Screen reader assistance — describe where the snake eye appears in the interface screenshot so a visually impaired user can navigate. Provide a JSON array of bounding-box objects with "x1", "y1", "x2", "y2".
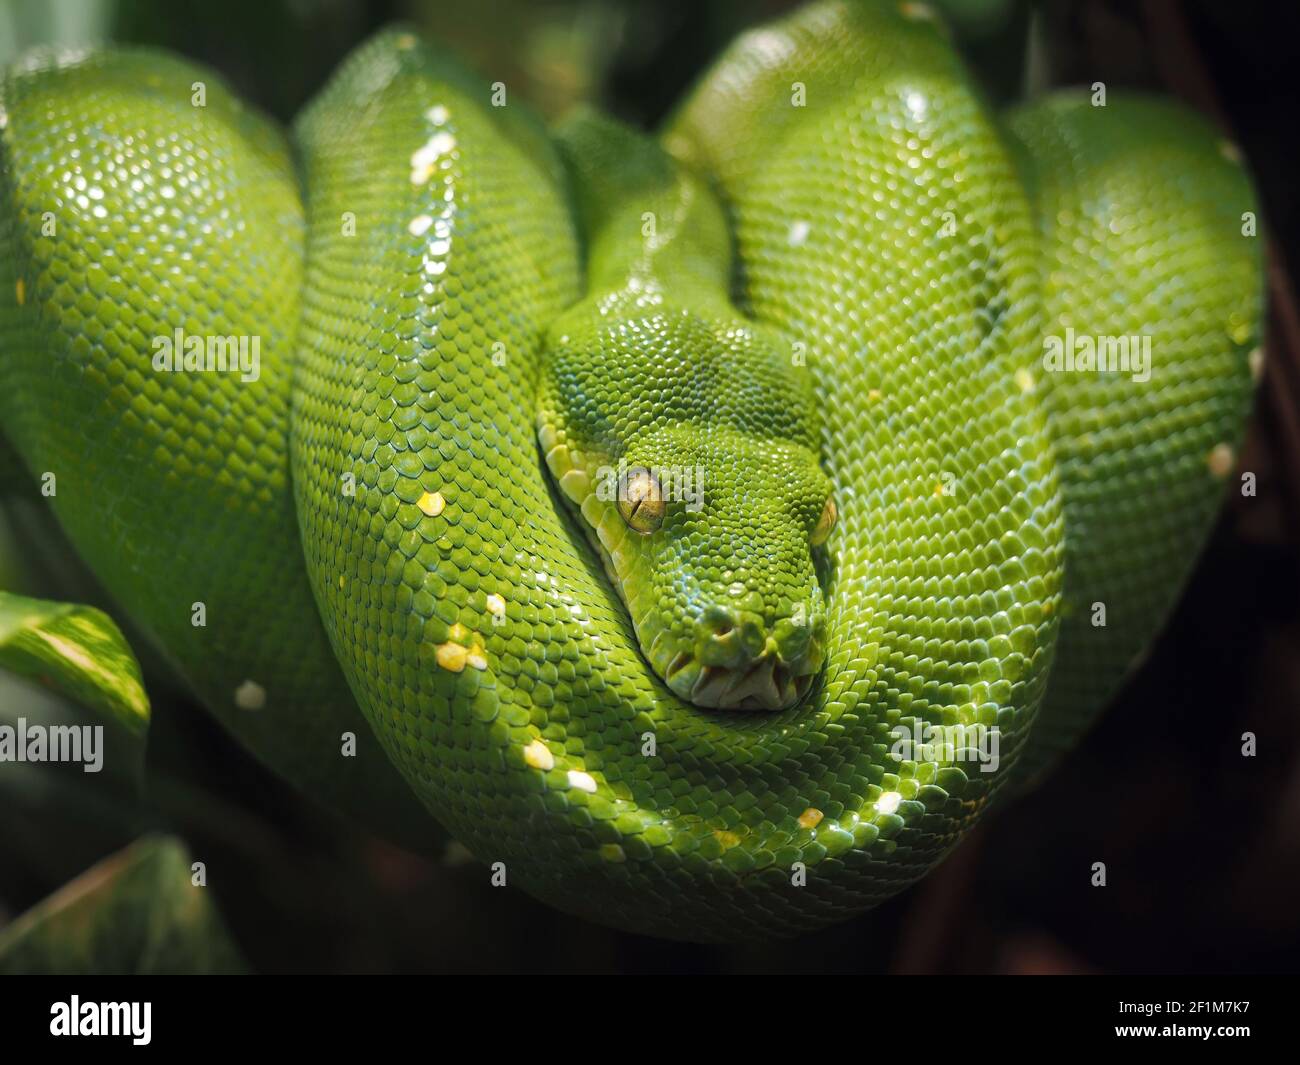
[
  {"x1": 811, "y1": 495, "x2": 837, "y2": 546},
  {"x1": 618, "y1": 467, "x2": 665, "y2": 534}
]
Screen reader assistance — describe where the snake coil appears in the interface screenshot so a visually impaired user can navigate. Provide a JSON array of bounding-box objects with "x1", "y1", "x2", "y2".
[{"x1": 0, "y1": 1, "x2": 1261, "y2": 939}]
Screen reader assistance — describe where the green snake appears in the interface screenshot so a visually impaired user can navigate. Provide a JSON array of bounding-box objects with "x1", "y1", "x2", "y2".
[{"x1": 0, "y1": 1, "x2": 1261, "y2": 940}]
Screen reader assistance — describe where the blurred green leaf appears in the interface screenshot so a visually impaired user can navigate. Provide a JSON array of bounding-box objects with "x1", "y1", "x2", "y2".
[
  {"x1": 0, "y1": 590, "x2": 149, "y2": 738},
  {"x1": 0, "y1": 834, "x2": 247, "y2": 974}
]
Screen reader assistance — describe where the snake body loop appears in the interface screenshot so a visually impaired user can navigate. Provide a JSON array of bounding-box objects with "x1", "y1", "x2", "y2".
[{"x1": 0, "y1": 1, "x2": 1261, "y2": 940}]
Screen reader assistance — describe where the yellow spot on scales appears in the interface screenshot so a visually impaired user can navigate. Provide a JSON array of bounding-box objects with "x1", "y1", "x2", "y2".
[
  {"x1": 1014, "y1": 368, "x2": 1036, "y2": 393},
  {"x1": 15, "y1": 279, "x2": 24, "y2": 306},
  {"x1": 435, "y1": 642, "x2": 467, "y2": 672},
  {"x1": 417, "y1": 490, "x2": 445, "y2": 517},
  {"x1": 523, "y1": 739, "x2": 553, "y2": 771},
  {"x1": 798, "y1": 807, "x2": 824, "y2": 830},
  {"x1": 1207, "y1": 443, "x2": 1235, "y2": 479},
  {"x1": 486, "y1": 593, "x2": 506, "y2": 618},
  {"x1": 600, "y1": 844, "x2": 626, "y2": 863},
  {"x1": 713, "y1": 830, "x2": 741, "y2": 848},
  {"x1": 436, "y1": 623, "x2": 486, "y2": 672}
]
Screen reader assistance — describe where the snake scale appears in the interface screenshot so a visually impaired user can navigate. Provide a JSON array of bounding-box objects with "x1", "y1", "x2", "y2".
[{"x1": 0, "y1": 1, "x2": 1261, "y2": 940}]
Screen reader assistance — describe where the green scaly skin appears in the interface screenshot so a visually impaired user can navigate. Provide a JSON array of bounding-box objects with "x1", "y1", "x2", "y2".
[
  {"x1": 0, "y1": 46, "x2": 432, "y2": 849},
  {"x1": 0, "y1": 0, "x2": 1261, "y2": 941},
  {"x1": 1006, "y1": 94, "x2": 1261, "y2": 773}
]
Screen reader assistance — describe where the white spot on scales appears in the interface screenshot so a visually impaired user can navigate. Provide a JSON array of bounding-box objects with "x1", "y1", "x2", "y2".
[
  {"x1": 234, "y1": 679, "x2": 266, "y2": 711},
  {"x1": 874, "y1": 790, "x2": 902, "y2": 816},
  {"x1": 410, "y1": 131, "x2": 457, "y2": 186},
  {"x1": 567, "y1": 770, "x2": 597, "y2": 793}
]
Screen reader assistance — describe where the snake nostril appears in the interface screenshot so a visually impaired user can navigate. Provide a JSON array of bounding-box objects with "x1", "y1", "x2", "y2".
[{"x1": 700, "y1": 604, "x2": 737, "y2": 638}]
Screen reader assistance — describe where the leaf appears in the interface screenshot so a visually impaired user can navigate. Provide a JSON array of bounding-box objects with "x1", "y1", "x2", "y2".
[
  {"x1": 0, "y1": 835, "x2": 248, "y2": 974},
  {"x1": 0, "y1": 590, "x2": 149, "y2": 738}
]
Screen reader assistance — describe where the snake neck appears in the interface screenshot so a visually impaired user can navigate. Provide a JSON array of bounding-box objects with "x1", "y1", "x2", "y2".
[
  {"x1": 554, "y1": 109, "x2": 732, "y2": 305},
  {"x1": 538, "y1": 112, "x2": 833, "y2": 712}
]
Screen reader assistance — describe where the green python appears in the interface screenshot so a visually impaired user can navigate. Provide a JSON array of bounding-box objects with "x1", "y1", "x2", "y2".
[{"x1": 0, "y1": 1, "x2": 1261, "y2": 940}]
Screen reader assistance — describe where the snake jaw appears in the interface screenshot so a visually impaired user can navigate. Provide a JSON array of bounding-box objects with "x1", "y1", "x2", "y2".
[
  {"x1": 661, "y1": 649, "x2": 816, "y2": 711},
  {"x1": 653, "y1": 609, "x2": 825, "y2": 711}
]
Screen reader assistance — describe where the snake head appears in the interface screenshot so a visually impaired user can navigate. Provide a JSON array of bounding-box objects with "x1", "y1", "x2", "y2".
[{"x1": 538, "y1": 302, "x2": 833, "y2": 711}]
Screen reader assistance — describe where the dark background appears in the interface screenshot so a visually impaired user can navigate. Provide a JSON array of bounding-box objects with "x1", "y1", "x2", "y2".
[{"x1": 0, "y1": 0, "x2": 1297, "y2": 973}]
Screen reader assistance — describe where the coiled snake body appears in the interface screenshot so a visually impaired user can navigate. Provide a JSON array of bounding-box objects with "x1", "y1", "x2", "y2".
[{"x1": 0, "y1": 1, "x2": 1261, "y2": 939}]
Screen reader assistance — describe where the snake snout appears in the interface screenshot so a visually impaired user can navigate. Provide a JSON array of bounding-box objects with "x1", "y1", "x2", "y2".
[{"x1": 656, "y1": 603, "x2": 825, "y2": 711}]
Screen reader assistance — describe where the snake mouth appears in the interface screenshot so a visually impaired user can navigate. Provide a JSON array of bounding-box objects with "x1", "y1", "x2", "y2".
[
  {"x1": 660, "y1": 650, "x2": 817, "y2": 710},
  {"x1": 649, "y1": 609, "x2": 826, "y2": 711}
]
